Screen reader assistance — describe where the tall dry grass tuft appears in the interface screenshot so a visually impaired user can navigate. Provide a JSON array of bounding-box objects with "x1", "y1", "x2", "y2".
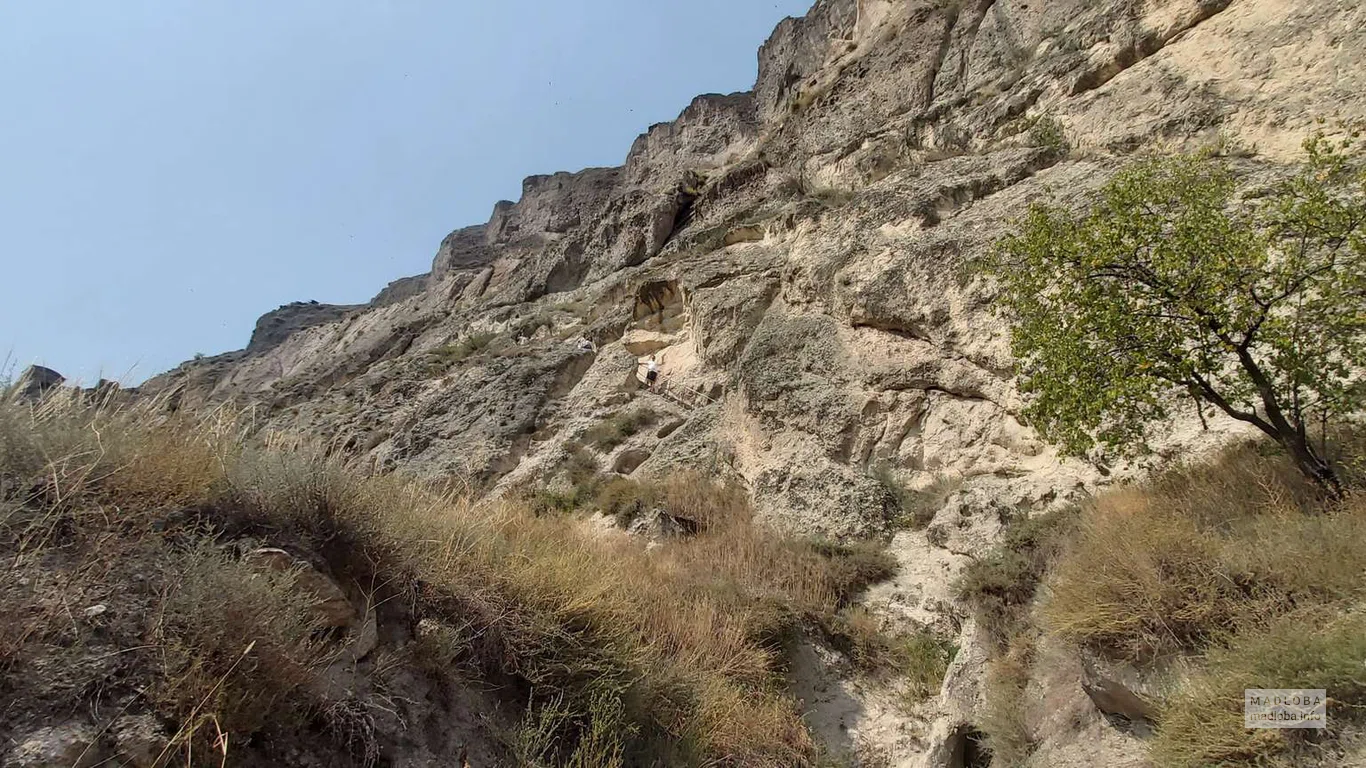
[
  {"x1": 978, "y1": 634, "x2": 1036, "y2": 766},
  {"x1": 1045, "y1": 444, "x2": 1366, "y2": 659},
  {"x1": 0, "y1": 393, "x2": 885, "y2": 766},
  {"x1": 1152, "y1": 610, "x2": 1366, "y2": 768},
  {"x1": 1036, "y1": 439, "x2": 1366, "y2": 767},
  {"x1": 149, "y1": 544, "x2": 330, "y2": 743}
]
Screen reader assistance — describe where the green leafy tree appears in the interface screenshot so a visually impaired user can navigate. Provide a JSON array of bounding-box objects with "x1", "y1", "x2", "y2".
[{"x1": 982, "y1": 131, "x2": 1366, "y2": 495}]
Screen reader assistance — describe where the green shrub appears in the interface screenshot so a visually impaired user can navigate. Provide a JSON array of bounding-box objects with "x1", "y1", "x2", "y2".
[
  {"x1": 871, "y1": 466, "x2": 960, "y2": 529},
  {"x1": 512, "y1": 443, "x2": 603, "y2": 515},
  {"x1": 1026, "y1": 115, "x2": 1070, "y2": 156},
  {"x1": 515, "y1": 688, "x2": 632, "y2": 768},
  {"x1": 522, "y1": 488, "x2": 583, "y2": 517},
  {"x1": 983, "y1": 132, "x2": 1366, "y2": 494},
  {"x1": 896, "y1": 627, "x2": 957, "y2": 703},
  {"x1": 584, "y1": 409, "x2": 659, "y2": 451},
  {"x1": 954, "y1": 507, "x2": 1077, "y2": 644},
  {"x1": 594, "y1": 476, "x2": 661, "y2": 528},
  {"x1": 428, "y1": 332, "x2": 498, "y2": 368},
  {"x1": 1200, "y1": 130, "x2": 1257, "y2": 159}
]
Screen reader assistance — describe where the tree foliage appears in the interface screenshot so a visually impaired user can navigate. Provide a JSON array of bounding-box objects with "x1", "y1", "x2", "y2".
[{"x1": 983, "y1": 130, "x2": 1366, "y2": 493}]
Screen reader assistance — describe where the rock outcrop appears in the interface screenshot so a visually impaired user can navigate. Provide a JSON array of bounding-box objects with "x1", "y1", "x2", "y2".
[
  {"x1": 138, "y1": 0, "x2": 1366, "y2": 763},
  {"x1": 12, "y1": 366, "x2": 64, "y2": 400},
  {"x1": 248, "y1": 300, "x2": 362, "y2": 354}
]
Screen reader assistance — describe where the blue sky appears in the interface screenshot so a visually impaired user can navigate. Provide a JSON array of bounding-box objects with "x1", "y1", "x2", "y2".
[{"x1": 0, "y1": 0, "x2": 811, "y2": 385}]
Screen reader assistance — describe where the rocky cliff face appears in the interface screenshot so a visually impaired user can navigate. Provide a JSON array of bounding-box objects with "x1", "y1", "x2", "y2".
[{"x1": 142, "y1": 0, "x2": 1366, "y2": 763}]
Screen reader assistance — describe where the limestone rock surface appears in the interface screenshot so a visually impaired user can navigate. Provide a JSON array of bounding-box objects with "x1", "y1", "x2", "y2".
[{"x1": 136, "y1": 0, "x2": 1366, "y2": 763}]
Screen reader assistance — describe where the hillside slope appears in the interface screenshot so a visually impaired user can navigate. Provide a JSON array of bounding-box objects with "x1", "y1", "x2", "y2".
[{"x1": 134, "y1": 0, "x2": 1366, "y2": 764}]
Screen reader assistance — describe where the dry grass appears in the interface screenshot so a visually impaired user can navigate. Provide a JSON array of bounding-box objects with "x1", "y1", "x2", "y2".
[
  {"x1": 1032, "y1": 439, "x2": 1366, "y2": 767},
  {"x1": 979, "y1": 634, "x2": 1036, "y2": 766},
  {"x1": 149, "y1": 544, "x2": 330, "y2": 743},
  {"x1": 1152, "y1": 610, "x2": 1366, "y2": 768},
  {"x1": 0, "y1": 390, "x2": 891, "y2": 766},
  {"x1": 954, "y1": 437, "x2": 1366, "y2": 767},
  {"x1": 593, "y1": 476, "x2": 664, "y2": 527},
  {"x1": 826, "y1": 606, "x2": 955, "y2": 707},
  {"x1": 1044, "y1": 444, "x2": 1366, "y2": 660}
]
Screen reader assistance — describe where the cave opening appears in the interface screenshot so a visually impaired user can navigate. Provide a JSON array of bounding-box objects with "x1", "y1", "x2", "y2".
[{"x1": 946, "y1": 724, "x2": 992, "y2": 768}]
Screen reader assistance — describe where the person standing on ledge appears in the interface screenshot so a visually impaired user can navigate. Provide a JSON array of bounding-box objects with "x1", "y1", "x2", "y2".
[{"x1": 645, "y1": 356, "x2": 660, "y2": 391}]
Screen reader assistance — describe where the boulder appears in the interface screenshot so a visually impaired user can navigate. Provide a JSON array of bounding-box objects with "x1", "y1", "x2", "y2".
[
  {"x1": 627, "y1": 508, "x2": 699, "y2": 540},
  {"x1": 245, "y1": 548, "x2": 357, "y2": 628},
  {"x1": 1080, "y1": 656, "x2": 1157, "y2": 724},
  {"x1": 243, "y1": 549, "x2": 381, "y2": 664},
  {"x1": 338, "y1": 607, "x2": 380, "y2": 664}
]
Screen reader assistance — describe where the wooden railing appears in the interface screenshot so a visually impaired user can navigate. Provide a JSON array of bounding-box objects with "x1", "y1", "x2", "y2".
[{"x1": 635, "y1": 370, "x2": 721, "y2": 410}]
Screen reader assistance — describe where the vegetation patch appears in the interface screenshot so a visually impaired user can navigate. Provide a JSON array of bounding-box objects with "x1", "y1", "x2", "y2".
[
  {"x1": 981, "y1": 128, "x2": 1366, "y2": 495},
  {"x1": 1025, "y1": 114, "x2": 1070, "y2": 156},
  {"x1": 1044, "y1": 443, "x2": 1366, "y2": 660},
  {"x1": 971, "y1": 122, "x2": 1366, "y2": 767},
  {"x1": 895, "y1": 627, "x2": 958, "y2": 704},
  {"x1": 941, "y1": 416, "x2": 1366, "y2": 767},
  {"x1": 420, "y1": 332, "x2": 500, "y2": 375},
  {"x1": 953, "y1": 505, "x2": 1077, "y2": 645},
  {"x1": 979, "y1": 635, "x2": 1037, "y2": 766},
  {"x1": 827, "y1": 607, "x2": 956, "y2": 706},
  {"x1": 871, "y1": 465, "x2": 962, "y2": 530},
  {"x1": 0, "y1": 391, "x2": 899, "y2": 766},
  {"x1": 584, "y1": 408, "x2": 659, "y2": 451},
  {"x1": 965, "y1": 439, "x2": 1366, "y2": 768},
  {"x1": 1152, "y1": 610, "x2": 1366, "y2": 768},
  {"x1": 592, "y1": 476, "x2": 661, "y2": 527}
]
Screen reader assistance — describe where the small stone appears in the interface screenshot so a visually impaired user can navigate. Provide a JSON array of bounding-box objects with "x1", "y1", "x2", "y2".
[
  {"x1": 112, "y1": 714, "x2": 165, "y2": 768},
  {"x1": 338, "y1": 608, "x2": 380, "y2": 664}
]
